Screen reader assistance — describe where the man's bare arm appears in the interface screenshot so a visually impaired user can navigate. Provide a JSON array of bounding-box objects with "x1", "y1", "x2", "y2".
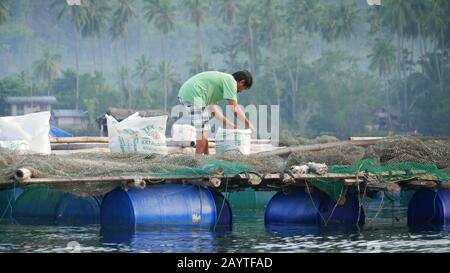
[
  {"x1": 208, "y1": 104, "x2": 237, "y2": 129},
  {"x1": 227, "y1": 100, "x2": 255, "y2": 131}
]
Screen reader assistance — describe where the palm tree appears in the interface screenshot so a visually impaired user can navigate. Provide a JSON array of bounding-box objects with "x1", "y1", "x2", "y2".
[
  {"x1": 216, "y1": 0, "x2": 238, "y2": 25},
  {"x1": 237, "y1": 1, "x2": 261, "y2": 74},
  {"x1": 143, "y1": 0, "x2": 176, "y2": 60},
  {"x1": 133, "y1": 55, "x2": 153, "y2": 108},
  {"x1": 143, "y1": 0, "x2": 176, "y2": 111},
  {"x1": 320, "y1": 0, "x2": 359, "y2": 43},
  {"x1": 214, "y1": 0, "x2": 240, "y2": 71},
  {"x1": 185, "y1": 53, "x2": 211, "y2": 75},
  {"x1": 378, "y1": 0, "x2": 418, "y2": 124},
  {"x1": 80, "y1": 0, "x2": 110, "y2": 71},
  {"x1": 368, "y1": 39, "x2": 396, "y2": 78},
  {"x1": 368, "y1": 38, "x2": 396, "y2": 129},
  {"x1": 152, "y1": 60, "x2": 179, "y2": 111},
  {"x1": 421, "y1": 0, "x2": 449, "y2": 93},
  {"x1": 32, "y1": 48, "x2": 62, "y2": 96},
  {"x1": 118, "y1": 66, "x2": 133, "y2": 109},
  {"x1": 286, "y1": 0, "x2": 322, "y2": 35},
  {"x1": 0, "y1": 0, "x2": 12, "y2": 25},
  {"x1": 18, "y1": 70, "x2": 34, "y2": 96},
  {"x1": 133, "y1": 55, "x2": 152, "y2": 92},
  {"x1": 110, "y1": 0, "x2": 137, "y2": 66},
  {"x1": 79, "y1": 0, "x2": 110, "y2": 39},
  {"x1": 51, "y1": 0, "x2": 87, "y2": 109},
  {"x1": 181, "y1": 0, "x2": 209, "y2": 71}
]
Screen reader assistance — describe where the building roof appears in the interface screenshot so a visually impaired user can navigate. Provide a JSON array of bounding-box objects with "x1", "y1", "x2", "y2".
[
  {"x1": 3, "y1": 96, "x2": 58, "y2": 104},
  {"x1": 52, "y1": 109, "x2": 89, "y2": 118}
]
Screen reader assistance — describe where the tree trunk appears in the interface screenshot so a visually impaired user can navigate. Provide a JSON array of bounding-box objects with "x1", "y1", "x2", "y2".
[
  {"x1": 247, "y1": 17, "x2": 256, "y2": 74},
  {"x1": 124, "y1": 32, "x2": 129, "y2": 68},
  {"x1": 162, "y1": 34, "x2": 168, "y2": 111},
  {"x1": 74, "y1": 25, "x2": 80, "y2": 110},
  {"x1": 98, "y1": 36, "x2": 104, "y2": 74},
  {"x1": 196, "y1": 25, "x2": 204, "y2": 71},
  {"x1": 90, "y1": 38, "x2": 97, "y2": 72}
]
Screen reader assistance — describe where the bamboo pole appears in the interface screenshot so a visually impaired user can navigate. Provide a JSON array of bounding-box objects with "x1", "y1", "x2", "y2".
[
  {"x1": 257, "y1": 141, "x2": 351, "y2": 157},
  {"x1": 50, "y1": 137, "x2": 109, "y2": 143},
  {"x1": 1, "y1": 167, "x2": 443, "y2": 192},
  {"x1": 15, "y1": 168, "x2": 32, "y2": 181}
]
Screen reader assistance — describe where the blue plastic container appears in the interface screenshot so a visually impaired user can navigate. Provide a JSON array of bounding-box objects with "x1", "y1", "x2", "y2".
[
  {"x1": 265, "y1": 191, "x2": 326, "y2": 225},
  {"x1": 323, "y1": 192, "x2": 365, "y2": 226},
  {"x1": 0, "y1": 188, "x2": 24, "y2": 221},
  {"x1": 13, "y1": 186, "x2": 101, "y2": 225},
  {"x1": 265, "y1": 190, "x2": 364, "y2": 226},
  {"x1": 101, "y1": 184, "x2": 232, "y2": 231},
  {"x1": 407, "y1": 189, "x2": 450, "y2": 226}
]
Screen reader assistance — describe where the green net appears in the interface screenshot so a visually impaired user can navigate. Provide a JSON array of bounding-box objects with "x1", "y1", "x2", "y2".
[
  {"x1": 311, "y1": 159, "x2": 450, "y2": 202},
  {"x1": 151, "y1": 160, "x2": 256, "y2": 177},
  {"x1": 2, "y1": 139, "x2": 450, "y2": 200}
]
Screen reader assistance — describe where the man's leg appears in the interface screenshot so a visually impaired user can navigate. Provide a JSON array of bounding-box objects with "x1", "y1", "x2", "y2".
[{"x1": 195, "y1": 130, "x2": 209, "y2": 155}]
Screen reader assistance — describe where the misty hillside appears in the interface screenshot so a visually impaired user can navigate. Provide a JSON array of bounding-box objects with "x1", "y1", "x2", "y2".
[{"x1": 0, "y1": 0, "x2": 449, "y2": 137}]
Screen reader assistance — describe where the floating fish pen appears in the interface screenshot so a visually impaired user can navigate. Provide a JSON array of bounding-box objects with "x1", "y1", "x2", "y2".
[{"x1": 1, "y1": 136, "x2": 450, "y2": 231}]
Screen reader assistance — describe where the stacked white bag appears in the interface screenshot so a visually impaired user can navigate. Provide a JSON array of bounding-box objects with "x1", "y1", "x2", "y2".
[
  {"x1": 0, "y1": 111, "x2": 51, "y2": 154},
  {"x1": 106, "y1": 113, "x2": 168, "y2": 154}
]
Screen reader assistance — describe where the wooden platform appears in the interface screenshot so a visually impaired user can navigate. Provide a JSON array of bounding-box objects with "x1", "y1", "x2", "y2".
[{"x1": 2, "y1": 166, "x2": 447, "y2": 195}]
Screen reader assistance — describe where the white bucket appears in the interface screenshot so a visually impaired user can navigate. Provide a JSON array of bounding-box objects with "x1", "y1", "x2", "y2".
[
  {"x1": 171, "y1": 124, "x2": 196, "y2": 142},
  {"x1": 215, "y1": 128, "x2": 251, "y2": 155}
]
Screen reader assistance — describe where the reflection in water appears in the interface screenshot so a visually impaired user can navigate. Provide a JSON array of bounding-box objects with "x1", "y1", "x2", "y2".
[
  {"x1": 265, "y1": 223, "x2": 361, "y2": 237},
  {"x1": 1, "y1": 201, "x2": 450, "y2": 252},
  {"x1": 100, "y1": 228, "x2": 226, "y2": 253}
]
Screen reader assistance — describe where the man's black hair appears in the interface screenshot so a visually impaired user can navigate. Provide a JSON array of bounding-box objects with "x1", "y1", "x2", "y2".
[{"x1": 232, "y1": 70, "x2": 253, "y2": 89}]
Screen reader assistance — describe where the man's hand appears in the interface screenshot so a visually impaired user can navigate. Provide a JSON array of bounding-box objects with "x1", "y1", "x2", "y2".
[
  {"x1": 247, "y1": 123, "x2": 255, "y2": 132},
  {"x1": 228, "y1": 99, "x2": 255, "y2": 132}
]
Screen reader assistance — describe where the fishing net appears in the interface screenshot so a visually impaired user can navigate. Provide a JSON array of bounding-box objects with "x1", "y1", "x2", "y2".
[
  {"x1": 1, "y1": 136, "x2": 449, "y2": 200},
  {"x1": 0, "y1": 149, "x2": 285, "y2": 196},
  {"x1": 279, "y1": 132, "x2": 339, "y2": 146},
  {"x1": 311, "y1": 159, "x2": 450, "y2": 202},
  {"x1": 363, "y1": 137, "x2": 450, "y2": 168},
  {"x1": 287, "y1": 143, "x2": 366, "y2": 166}
]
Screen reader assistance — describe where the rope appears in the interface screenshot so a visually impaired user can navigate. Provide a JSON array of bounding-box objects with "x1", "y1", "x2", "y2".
[
  {"x1": 355, "y1": 161, "x2": 367, "y2": 228},
  {"x1": 366, "y1": 191, "x2": 385, "y2": 226},
  {"x1": 324, "y1": 186, "x2": 346, "y2": 225},
  {"x1": 213, "y1": 177, "x2": 229, "y2": 232},
  {"x1": 0, "y1": 181, "x2": 18, "y2": 222},
  {"x1": 304, "y1": 181, "x2": 328, "y2": 226}
]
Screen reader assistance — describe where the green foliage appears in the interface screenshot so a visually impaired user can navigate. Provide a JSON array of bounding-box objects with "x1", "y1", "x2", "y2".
[
  {"x1": 1, "y1": 0, "x2": 450, "y2": 139},
  {"x1": 0, "y1": 0, "x2": 12, "y2": 25},
  {"x1": 109, "y1": 0, "x2": 137, "y2": 40},
  {"x1": 0, "y1": 76, "x2": 26, "y2": 97},
  {"x1": 143, "y1": 0, "x2": 176, "y2": 35},
  {"x1": 32, "y1": 48, "x2": 62, "y2": 95}
]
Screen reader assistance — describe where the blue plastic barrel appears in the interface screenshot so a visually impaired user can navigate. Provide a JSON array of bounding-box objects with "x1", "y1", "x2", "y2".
[
  {"x1": 407, "y1": 189, "x2": 450, "y2": 226},
  {"x1": 265, "y1": 191, "x2": 326, "y2": 225},
  {"x1": 323, "y1": 192, "x2": 365, "y2": 226},
  {"x1": 101, "y1": 184, "x2": 232, "y2": 231},
  {"x1": 13, "y1": 186, "x2": 101, "y2": 225},
  {"x1": 265, "y1": 190, "x2": 364, "y2": 226},
  {"x1": 0, "y1": 188, "x2": 24, "y2": 221}
]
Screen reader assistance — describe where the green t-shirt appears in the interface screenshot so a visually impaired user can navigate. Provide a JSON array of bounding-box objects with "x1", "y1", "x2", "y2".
[{"x1": 178, "y1": 71, "x2": 237, "y2": 107}]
